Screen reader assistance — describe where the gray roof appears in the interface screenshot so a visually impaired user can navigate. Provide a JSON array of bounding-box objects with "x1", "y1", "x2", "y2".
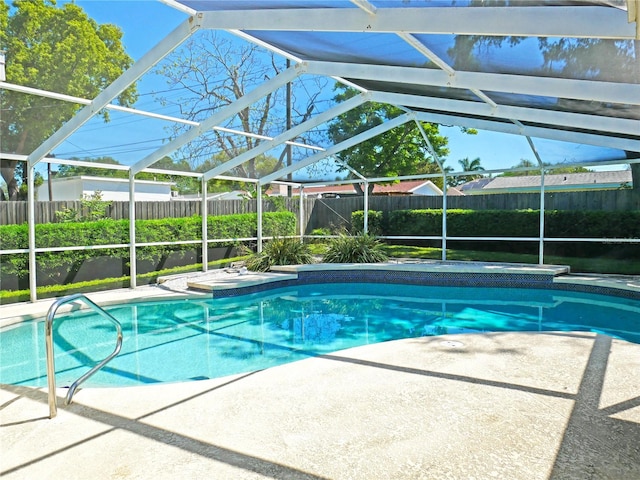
[
  {"x1": 461, "y1": 170, "x2": 632, "y2": 192},
  {"x1": 458, "y1": 177, "x2": 494, "y2": 192}
]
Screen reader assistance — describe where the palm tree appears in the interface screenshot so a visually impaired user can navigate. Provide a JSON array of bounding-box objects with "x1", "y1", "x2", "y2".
[{"x1": 454, "y1": 157, "x2": 485, "y2": 186}]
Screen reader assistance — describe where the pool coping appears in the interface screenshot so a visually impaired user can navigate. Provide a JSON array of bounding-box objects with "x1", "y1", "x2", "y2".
[
  {"x1": 187, "y1": 260, "x2": 570, "y2": 294},
  {"x1": 1, "y1": 260, "x2": 638, "y2": 326},
  {"x1": 185, "y1": 260, "x2": 640, "y2": 300}
]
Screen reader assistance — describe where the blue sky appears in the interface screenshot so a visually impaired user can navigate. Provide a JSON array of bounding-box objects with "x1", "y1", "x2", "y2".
[{"x1": 50, "y1": 1, "x2": 624, "y2": 176}]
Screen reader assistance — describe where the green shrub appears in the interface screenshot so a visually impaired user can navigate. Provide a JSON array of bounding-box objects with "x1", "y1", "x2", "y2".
[
  {"x1": 383, "y1": 208, "x2": 640, "y2": 257},
  {"x1": 385, "y1": 208, "x2": 640, "y2": 239},
  {"x1": 323, "y1": 233, "x2": 388, "y2": 263},
  {"x1": 308, "y1": 228, "x2": 332, "y2": 244},
  {"x1": 55, "y1": 191, "x2": 112, "y2": 222},
  {"x1": 0, "y1": 212, "x2": 296, "y2": 288},
  {"x1": 351, "y1": 210, "x2": 384, "y2": 235},
  {"x1": 310, "y1": 228, "x2": 332, "y2": 236},
  {"x1": 244, "y1": 237, "x2": 314, "y2": 272},
  {"x1": 0, "y1": 256, "x2": 249, "y2": 304}
]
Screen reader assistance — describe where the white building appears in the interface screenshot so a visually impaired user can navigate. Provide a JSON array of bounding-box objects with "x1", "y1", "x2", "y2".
[{"x1": 38, "y1": 176, "x2": 175, "y2": 201}]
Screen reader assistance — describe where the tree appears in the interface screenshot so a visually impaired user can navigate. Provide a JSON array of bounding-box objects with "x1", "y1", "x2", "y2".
[
  {"x1": 546, "y1": 165, "x2": 592, "y2": 175},
  {"x1": 327, "y1": 84, "x2": 460, "y2": 193},
  {"x1": 500, "y1": 159, "x2": 539, "y2": 177},
  {"x1": 446, "y1": 13, "x2": 639, "y2": 189},
  {"x1": 0, "y1": 0, "x2": 136, "y2": 200},
  {"x1": 501, "y1": 159, "x2": 591, "y2": 177},
  {"x1": 627, "y1": 151, "x2": 640, "y2": 194},
  {"x1": 194, "y1": 151, "x2": 280, "y2": 195},
  {"x1": 56, "y1": 157, "x2": 128, "y2": 178},
  {"x1": 56, "y1": 156, "x2": 200, "y2": 195},
  {"x1": 155, "y1": 31, "x2": 327, "y2": 181},
  {"x1": 452, "y1": 157, "x2": 485, "y2": 186},
  {"x1": 142, "y1": 156, "x2": 199, "y2": 195}
]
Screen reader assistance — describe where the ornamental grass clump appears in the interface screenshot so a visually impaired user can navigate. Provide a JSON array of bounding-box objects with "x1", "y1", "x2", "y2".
[
  {"x1": 244, "y1": 237, "x2": 314, "y2": 272},
  {"x1": 323, "y1": 233, "x2": 388, "y2": 263}
]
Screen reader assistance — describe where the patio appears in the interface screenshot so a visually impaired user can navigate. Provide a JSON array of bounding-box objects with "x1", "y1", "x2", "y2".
[{"x1": 3, "y1": 329, "x2": 640, "y2": 479}]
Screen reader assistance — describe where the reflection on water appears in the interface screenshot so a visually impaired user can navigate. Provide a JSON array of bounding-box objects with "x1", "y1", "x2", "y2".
[{"x1": 1, "y1": 283, "x2": 638, "y2": 387}]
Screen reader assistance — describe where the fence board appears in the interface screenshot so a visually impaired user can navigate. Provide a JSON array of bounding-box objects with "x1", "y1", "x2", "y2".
[{"x1": 1, "y1": 191, "x2": 638, "y2": 229}]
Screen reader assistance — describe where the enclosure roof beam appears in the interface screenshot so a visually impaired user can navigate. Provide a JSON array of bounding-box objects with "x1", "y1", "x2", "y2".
[
  {"x1": 372, "y1": 91, "x2": 640, "y2": 137},
  {"x1": 306, "y1": 61, "x2": 640, "y2": 107},
  {"x1": 202, "y1": 92, "x2": 369, "y2": 181},
  {"x1": 26, "y1": 16, "x2": 201, "y2": 169},
  {"x1": 228, "y1": 29, "x2": 368, "y2": 95},
  {"x1": 197, "y1": 6, "x2": 634, "y2": 39},
  {"x1": 412, "y1": 111, "x2": 640, "y2": 153},
  {"x1": 0, "y1": 81, "x2": 321, "y2": 153},
  {"x1": 335, "y1": 159, "x2": 367, "y2": 182},
  {"x1": 160, "y1": 0, "x2": 197, "y2": 16},
  {"x1": 350, "y1": 0, "x2": 377, "y2": 15},
  {"x1": 131, "y1": 63, "x2": 306, "y2": 175},
  {"x1": 259, "y1": 113, "x2": 413, "y2": 185},
  {"x1": 526, "y1": 136, "x2": 545, "y2": 168},
  {"x1": 229, "y1": 30, "x2": 304, "y2": 64}
]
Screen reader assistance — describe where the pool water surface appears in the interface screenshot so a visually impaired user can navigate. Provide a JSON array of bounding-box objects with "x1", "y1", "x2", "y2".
[{"x1": 1, "y1": 283, "x2": 639, "y2": 387}]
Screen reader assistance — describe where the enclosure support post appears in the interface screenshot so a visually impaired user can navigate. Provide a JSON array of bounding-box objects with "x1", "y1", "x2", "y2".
[
  {"x1": 299, "y1": 186, "x2": 304, "y2": 242},
  {"x1": 257, "y1": 185, "x2": 263, "y2": 253},
  {"x1": 414, "y1": 118, "x2": 446, "y2": 260},
  {"x1": 526, "y1": 136, "x2": 545, "y2": 265},
  {"x1": 442, "y1": 172, "x2": 447, "y2": 261},
  {"x1": 539, "y1": 169, "x2": 546, "y2": 264},
  {"x1": 363, "y1": 181, "x2": 369, "y2": 234},
  {"x1": 201, "y1": 177, "x2": 208, "y2": 272},
  {"x1": 27, "y1": 165, "x2": 37, "y2": 302},
  {"x1": 128, "y1": 172, "x2": 137, "y2": 289}
]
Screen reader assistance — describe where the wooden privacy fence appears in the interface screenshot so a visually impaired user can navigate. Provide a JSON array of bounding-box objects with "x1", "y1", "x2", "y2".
[
  {"x1": 0, "y1": 198, "x2": 297, "y2": 224},
  {"x1": 1, "y1": 190, "x2": 638, "y2": 230},
  {"x1": 305, "y1": 190, "x2": 640, "y2": 233}
]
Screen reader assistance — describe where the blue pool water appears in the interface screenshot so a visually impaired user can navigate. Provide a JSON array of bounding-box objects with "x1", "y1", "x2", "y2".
[{"x1": 1, "y1": 283, "x2": 639, "y2": 388}]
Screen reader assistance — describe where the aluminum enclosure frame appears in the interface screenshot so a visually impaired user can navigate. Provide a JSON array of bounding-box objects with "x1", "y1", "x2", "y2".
[{"x1": 7, "y1": 0, "x2": 639, "y2": 301}]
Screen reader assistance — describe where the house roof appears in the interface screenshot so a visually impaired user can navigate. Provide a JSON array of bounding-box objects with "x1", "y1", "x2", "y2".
[
  {"x1": 371, "y1": 179, "x2": 442, "y2": 195},
  {"x1": 269, "y1": 179, "x2": 442, "y2": 196},
  {"x1": 458, "y1": 177, "x2": 493, "y2": 193},
  {"x1": 459, "y1": 170, "x2": 632, "y2": 193},
  {"x1": 446, "y1": 186, "x2": 465, "y2": 196}
]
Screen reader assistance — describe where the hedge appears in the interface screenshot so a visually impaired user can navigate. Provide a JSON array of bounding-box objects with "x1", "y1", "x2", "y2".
[
  {"x1": 351, "y1": 210, "x2": 384, "y2": 235},
  {"x1": 352, "y1": 209, "x2": 640, "y2": 257},
  {"x1": 0, "y1": 212, "x2": 296, "y2": 286}
]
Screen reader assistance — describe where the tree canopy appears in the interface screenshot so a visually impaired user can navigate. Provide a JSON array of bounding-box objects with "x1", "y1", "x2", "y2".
[
  {"x1": 327, "y1": 84, "x2": 473, "y2": 193},
  {"x1": 500, "y1": 159, "x2": 591, "y2": 177},
  {"x1": 0, "y1": 0, "x2": 136, "y2": 200},
  {"x1": 56, "y1": 157, "x2": 128, "y2": 178},
  {"x1": 155, "y1": 31, "x2": 327, "y2": 181},
  {"x1": 450, "y1": 157, "x2": 485, "y2": 186},
  {"x1": 55, "y1": 156, "x2": 201, "y2": 195}
]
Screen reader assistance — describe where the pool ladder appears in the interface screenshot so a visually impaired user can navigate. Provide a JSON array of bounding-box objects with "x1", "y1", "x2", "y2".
[{"x1": 45, "y1": 294, "x2": 123, "y2": 419}]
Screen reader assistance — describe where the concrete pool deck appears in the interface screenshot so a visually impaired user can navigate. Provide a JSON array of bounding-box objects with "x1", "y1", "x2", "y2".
[{"x1": 2, "y1": 262, "x2": 640, "y2": 479}]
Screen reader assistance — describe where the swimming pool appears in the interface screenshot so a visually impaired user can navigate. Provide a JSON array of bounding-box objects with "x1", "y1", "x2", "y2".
[{"x1": 1, "y1": 282, "x2": 639, "y2": 388}]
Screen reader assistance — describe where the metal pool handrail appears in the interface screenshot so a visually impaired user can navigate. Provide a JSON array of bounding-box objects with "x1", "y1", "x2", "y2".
[{"x1": 45, "y1": 293, "x2": 123, "y2": 419}]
